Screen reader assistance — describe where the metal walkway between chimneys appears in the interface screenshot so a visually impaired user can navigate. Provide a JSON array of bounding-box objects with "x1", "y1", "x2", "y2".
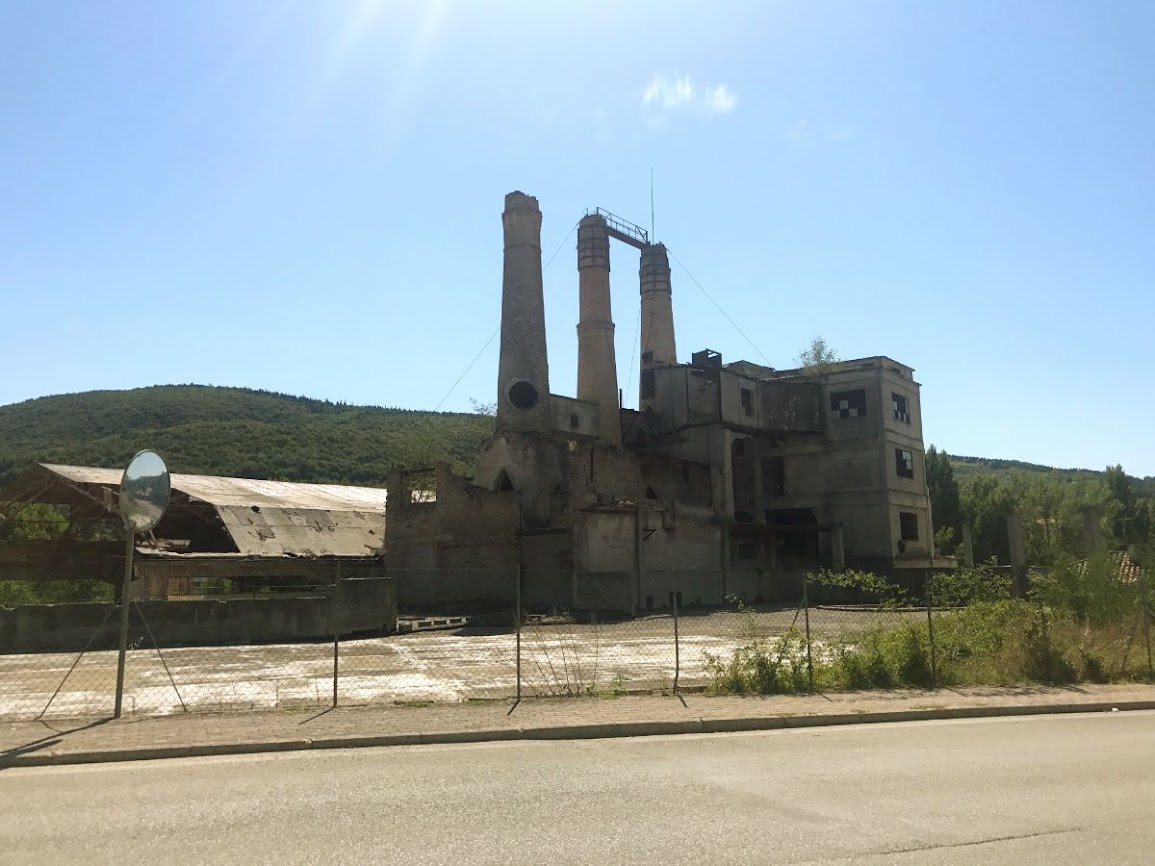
[{"x1": 588, "y1": 207, "x2": 649, "y2": 249}]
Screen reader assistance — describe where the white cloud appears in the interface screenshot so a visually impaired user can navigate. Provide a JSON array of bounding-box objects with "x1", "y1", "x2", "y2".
[
  {"x1": 643, "y1": 74, "x2": 696, "y2": 110},
  {"x1": 642, "y1": 74, "x2": 737, "y2": 124},
  {"x1": 703, "y1": 85, "x2": 737, "y2": 115}
]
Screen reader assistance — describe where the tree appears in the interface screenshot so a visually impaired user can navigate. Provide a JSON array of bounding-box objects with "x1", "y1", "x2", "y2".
[
  {"x1": 1103, "y1": 465, "x2": 1152, "y2": 546},
  {"x1": 960, "y1": 474, "x2": 1014, "y2": 565},
  {"x1": 925, "y1": 446, "x2": 962, "y2": 553},
  {"x1": 0, "y1": 502, "x2": 67, "y2": 542},
  {"x1": 469, "y1": 398, "x2": 496, "y2": 417},
  {"x1": 796, "y1": 336, "x2": 840, "y2": 375}
]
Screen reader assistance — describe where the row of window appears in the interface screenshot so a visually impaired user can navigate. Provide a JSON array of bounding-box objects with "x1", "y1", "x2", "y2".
[
  {"x1": 734, "y1": 447, "x2": 917, "y2": 489},
  {"x1": 830, "y1": 389, "x2": 911, "y2": 423},
  {"x1": 735, "y1": 513, "x2": 921, "y2": 559}
]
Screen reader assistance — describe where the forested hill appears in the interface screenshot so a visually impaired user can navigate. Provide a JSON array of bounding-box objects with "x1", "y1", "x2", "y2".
[
  {"x1": 0, "y1": 385, "x2": 1150, "y2": 494},
  {"x1": 0, "y1": 386, "x2": 494, "y2": 488},
  {"x1": 949, "y1": 455, "x2": 1154, "y2": 495}
]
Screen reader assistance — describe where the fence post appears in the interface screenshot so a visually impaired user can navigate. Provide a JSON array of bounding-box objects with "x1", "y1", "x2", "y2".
[
  {"x1": 515, "y1": 565, "x2": 522, "y2": 704},
  {"x1": 114, "y1": 531, "x2": 135, "y2": 719},
  {"x1": 1145, "y1": 591, "x2": 1153, "y2": 680},
  {"x1": 802, "y1": 574, "x2": 814, "y2": 692},
  {"x1": 926, "y1": 577, "x2": 938, "y2": 689},
  {"x1": 332, "y1": 562, "x2": 341, "y2": 709},
  {"x1": 672, "y1": 587, "x2": 680, "y2": 696}
]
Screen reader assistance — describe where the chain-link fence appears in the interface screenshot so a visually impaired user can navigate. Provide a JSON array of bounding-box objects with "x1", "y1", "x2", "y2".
[{"x1": 2, "y1": 564, "x2": 1151, "y2": 720}]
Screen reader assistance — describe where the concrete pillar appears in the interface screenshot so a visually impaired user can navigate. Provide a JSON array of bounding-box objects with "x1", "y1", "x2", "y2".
[
  {"x1": 751, "y1": 441, "x2": 766, "y2": 526},
  {"x1": 576, "y1": 215, "x2": 621, "y2": 444},
  {"x1": 831, "y1": 524, "x2": 846, "y2": 572},
  {"x1": 1082, "y1": 506, "x2": 1104, "y2": 554},
  {"x1": 639, "y1": 243, "x2": 676, "y2": 413},
  {"x1": 710, "y1": 428, "x2": 734, "y2": 598},
  {"x1": 960, "y1": 523, "x2": 974, "y2": 567},
  {"x1": 1006, "y1": 513, "x2": 1028, "y2": 598},
  {"x1": 496, "y1": 192, "x2": 552, "y2": 434},
  {"x1": 635, "y1": 503, "x2": 646, "y2": 610}
]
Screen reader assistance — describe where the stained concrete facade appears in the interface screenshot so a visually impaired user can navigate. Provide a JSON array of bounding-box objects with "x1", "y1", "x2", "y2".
[{"x1": 385, "y1": 192, "x2": 944, "y2": 614}]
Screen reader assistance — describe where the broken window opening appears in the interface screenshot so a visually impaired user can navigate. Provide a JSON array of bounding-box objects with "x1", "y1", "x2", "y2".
[
  {"x1": 899, "y1": 511, "x2": 919, "y2": 541},
  {"x1": 507, "y1": 380, "x2": 539, "y2": 410},
  {"x1": 831, "y1": 389, "x2": 867, "y2": 419},
  {"x1": 496, "y1": 470, "x2": 515, "y2": 492},
  {"x1": 892, "y1": 392, "x2": 910, "y2": 423},
  {"x1": 895, "y1": 449, "x2": 914, "y2": 479},
  {"x1": 763, "y1": 456, "x2": 786, "y2": 497},
  {"x1": 645, "y1": 485, "x2": 658, "y2": 500},
  {"x1": 740, "y1": 387, "x2": 754, "y2": 417},
  {"x1": 640, "y1": 368, "x2": 656, "y2": 400},
  {"x1": 570, "y1": 414, "x2": 580, "y2": 429}
]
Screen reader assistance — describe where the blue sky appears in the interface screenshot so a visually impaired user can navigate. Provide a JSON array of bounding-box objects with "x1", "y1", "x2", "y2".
[{"x1": 2, "y1": 1, "x2": 1152, "y2": 476}]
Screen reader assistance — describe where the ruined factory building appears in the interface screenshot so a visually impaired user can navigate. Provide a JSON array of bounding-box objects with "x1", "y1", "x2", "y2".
[
  {"x1": 0, "y1": 463, "x2": 388, "y2": 598},
  {"x1": 386, "y1": 192, "x2": 953, "y2": 616}
]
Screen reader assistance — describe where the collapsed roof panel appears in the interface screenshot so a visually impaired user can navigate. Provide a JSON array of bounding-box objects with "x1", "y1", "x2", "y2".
[{"x1": 1, "y1": 464, "x2": 388, "y2": 558}]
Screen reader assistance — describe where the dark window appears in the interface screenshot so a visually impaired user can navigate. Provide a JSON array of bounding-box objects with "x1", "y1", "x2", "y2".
[
  {"x1": 892, "y1": 392, "x2": 910, "y2": 423},
  {"x1": 740, "y1": 387, "x2": 754, "y2": 417},
  {"x1": 895, "y1": 449, "x2": 914, "y2": 478},
  {"x1": 570, "y1": 413, "x2": 580, "y2": 429},
  {"x1": 640, "y1": 368, "x2": 656, "y2": 399},
  {"x1": 763, "y1": 456, "x2": 785, "y2": 497},
  {"x1": 899, "y1": 511, "x2": 919, "y2": 541},
  {"x1": 733, "y1": 438, "x2": 745, "y2": 456},
  {"x1": 830, "y1": 389, "x2": 867, "y2": 419},
  {"x1": 738, "y1": 542, "x2": 758, "y2": 560},
  {"x1": 507, "y1": 380, "x2": 539, "y2": 410}
]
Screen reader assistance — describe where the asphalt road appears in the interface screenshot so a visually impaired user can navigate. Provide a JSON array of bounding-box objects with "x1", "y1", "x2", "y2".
[{"x1": 2, "y1": 713, "x2": 1153, "y2": 865}]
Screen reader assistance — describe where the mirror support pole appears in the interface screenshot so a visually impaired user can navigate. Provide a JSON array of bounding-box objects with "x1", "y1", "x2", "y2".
[{"x1": 113, "y1": 531, "x2": 135, "y2": 719}]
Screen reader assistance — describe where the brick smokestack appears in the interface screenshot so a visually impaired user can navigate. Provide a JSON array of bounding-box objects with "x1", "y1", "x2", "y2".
[
  {"x1": 638, "y1": 243, "x2": 676, "y2": 412},
  {"x1": 496, "y1": 192, "x2": 552, "y2": 433},
  {"x1": 576, "y1": 214, "x2": 621, "y2": 444}
]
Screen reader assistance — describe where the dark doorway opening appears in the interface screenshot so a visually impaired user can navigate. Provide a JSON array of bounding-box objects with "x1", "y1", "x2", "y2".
[{"x1": 765, "y1": 507, "x2": 819, "y2": 560}]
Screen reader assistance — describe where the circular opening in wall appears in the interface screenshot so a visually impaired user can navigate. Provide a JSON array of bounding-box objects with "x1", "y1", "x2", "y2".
[{"x1": 507, "y1": 380, "x2": 539, "y2": 410}]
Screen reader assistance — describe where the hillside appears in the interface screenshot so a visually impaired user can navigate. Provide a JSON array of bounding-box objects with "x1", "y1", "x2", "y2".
[
  {"x1": 0, "y1": 385, "x2": 1150, "y2": 495},
  {"x1": 0, "y1": 386, "x2": 494, "y2": 488},
  {"x1": 947, "y1": 454, "x2": 1154, "y2": 495}
]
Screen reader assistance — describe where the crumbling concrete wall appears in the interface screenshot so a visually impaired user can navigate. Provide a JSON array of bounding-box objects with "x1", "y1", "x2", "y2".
[
  {"x1": 0, "y1": 577, "x2": 396, "y2": 653},
  {"x1": 521, "y1": 532, "x2": 572, "y2": 610},
  {"x1": 473, "y1": 431, "x2": 568, "y2": 527},
  {"x1": 386, "y1": 465, "x2": 521, "y2": 609}
]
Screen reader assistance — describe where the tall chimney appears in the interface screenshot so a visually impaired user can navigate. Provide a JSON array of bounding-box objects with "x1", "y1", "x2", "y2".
[
  {"x1": 638, "y1": 243, "x2": 676, "y2": 412},
  {"x1": 496, "y1": 192, "x2": 552, "y2": 433},
  {"x1": 576, "y1": 214, "x2": 621, "y2": 444}
]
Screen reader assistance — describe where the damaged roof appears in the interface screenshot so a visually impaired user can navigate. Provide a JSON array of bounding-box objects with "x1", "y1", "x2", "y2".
[{"x1": 1, "y1": 464, "x2": 389, "y2": 558}]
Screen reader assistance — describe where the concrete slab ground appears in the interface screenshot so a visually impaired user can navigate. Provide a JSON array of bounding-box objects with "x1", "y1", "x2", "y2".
[
  {"x1": 1, "y1": 609, "x2": 906, "y2": 719},
  {"x1": 3, "y1": 684, "x2": 1154, "y2": 769}
]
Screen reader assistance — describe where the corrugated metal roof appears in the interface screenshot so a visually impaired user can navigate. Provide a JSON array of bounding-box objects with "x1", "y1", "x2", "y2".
[
  {"x1": 20, "y1": 464, "x2": 387, "y2": 558},
  {"x1": 38, "y1": 464, "x2": 388, "y2": 511}
]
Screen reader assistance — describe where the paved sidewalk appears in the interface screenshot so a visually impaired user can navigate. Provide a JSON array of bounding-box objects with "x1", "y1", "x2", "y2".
[{"x1": 3, "y1": 684, "x2": 1154, "y2": 768}]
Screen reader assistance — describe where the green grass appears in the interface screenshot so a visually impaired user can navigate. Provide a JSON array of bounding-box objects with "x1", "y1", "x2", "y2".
[{"x1": 706, "y1": 600, "x2": 1154, "y2": 695}]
